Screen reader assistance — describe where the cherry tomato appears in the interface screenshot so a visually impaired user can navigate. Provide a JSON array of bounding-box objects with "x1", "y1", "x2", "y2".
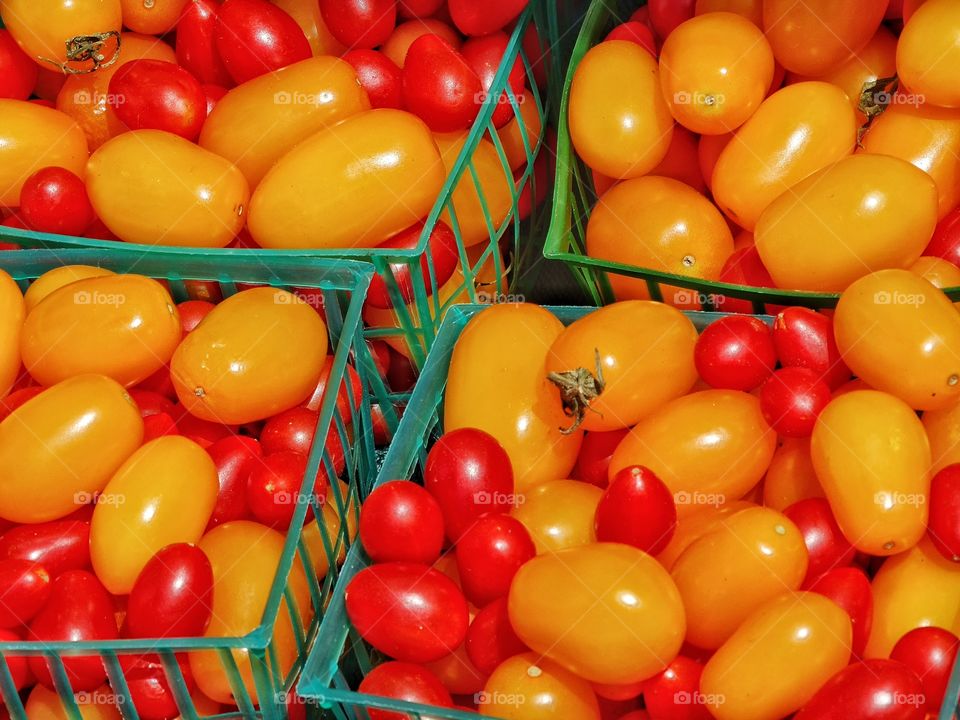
[
  {"x1": 0, "y1": 29, "x2": 38, "y2": 100},
  {"x1": 215, "y1": 0, "x2": 310, "y2": 84},
  {"x1": 512, "y1": 480, "x2": 602, "y2": 555},
  {"x1": 109, "y1": 60, "x2": 206, "y2": 141},
  {"x1": 455, "y1": 514, "x2": 535, "y2": 607},
  {"x1": 119, "y1": 654, "x2": 194, "y2": 720},
  {"x1": 478, "y1": 653, "x2": 600, "y2": 719},
  {"x1": 648, "y1": 0, "x2": 695, "y2": 37},
  {"x1": 595, "y1": 466, "x2": 677, "y2": 555},
  {"x1": 359, "y1": 481, "x2": 445, "y2": 565},
  {"x1": 205, "y1": 435, "x2": 259, "y2": 527},
  {"x1": 924, "y1": 206, "x2": 960, "y2": 266},
  {"x1": 245, "y1": 451, "x2": 316, "y2": 529},
  {"x1": 760, "y1": 368, "x2": 831, "y2": 438},
  {"x1": 346, "y1": 562, "x2": 469, "y2": 663},
  {"x1": 695, "y1": 0, "x2": 762, "y2": 24},
  {"x1": 809, "y1": 566, "x2": 872, "y2": 658},
  {"x1": 648, "y1": 125, "x2": 708, "y2": 194},
  {"x1": 175, "y1": 410, "x2": 236, "y2": 448},
  {"x1": 465, "y1": 598, "x2": 529, "y2": 675},
  {"x1": 697, "y1": 131, "x2": 732, "y2": 192},
  {"x1": 17, "y1": 166, "x2": 93, "y2": 237},
  {"x1": 424, "y1": 642, "x2": 486, "y2": 697},
  {"x1": 794, "y1": 659, "x2": 925, "y2": 720},
  {"x1": 785, "y1": 498, "x2": 855, "y2": 587},
  {"x1": 462, "y1": 32, "x2": 526, "y2": 128},
  {"x1": 22, "y1": 266, "x2": 111, "y2": 314},
  {"x1": 447, "y1": 0, "x2": 526, "y2": 36},
  {"x1": 358, "y1": 662, "x2": 453, "y2": 720},
  {"x1": 890, "y1": 626, "x2": 958, "y2": 714},
  {"x1": 694, "y1": 316, "x2": 776, "y2": 391},
  {"x1": 655, "y1": 501, "x2": 755, "y2": 571},
  {"x1": 605, "y1": 22, "x2": 656, "y2": 56},
  {"x1": 403, "y1": 35, "x2": 482, "y2": 133},
  {"x1": 129, "y1": 390, "x2": 176, "y2": 419},
  {"x1": 382, "y1": 18, "x2": 461, "y2": 68},
  {"x1": 929, "y1": 464, "x2": 960, "y2": 561},
  {"x1": 923, "y1": 400, "x2": 960, "y2": 474},
  {"x1": 717, "y1": 245, "x2": 777, "y2": 313},
  {"x1": 910, "y1": 255, "x2": 960, "y2": 291},
  {"x1": 897, "y1": 0, "x2": 960, "y2": 109},
  {"x1": 121, "y1": 0, "x2": 188, "y2": 34},
  {"x1": 366, "y1": 221, "x2": 460, "y2": 310},
  {"x1": 25, "y1": 684, "x2": 123, "y2": 720},
  {"x1": 176, "y1": 300, "x2": 215, "y2": 335},
  {"x1": 176, "y1": 0, "x2": 232, "y2": 86},
  {"x1": 318, "y1": 0, "x2": 396, "y2": 49},
  {"x1": 398, "y1": 0, "x2": 444, "y2": 19},
  {"x1": 143, "y1": 412, "x2": 178, "y2": 442},
  {"x1": 0, "y1": 386, "x2": 44, "y2": 423},
  {"x1": 305, "y1": 356, "x2": 364, "y2": 424},
  {"x1": 574, "y1": 429, "x2": 629, "y2": 488},
  {"x1": 201, "y1": 83, "x2": 226, "y2": 116},
  {"x1": 260, "y1": 407, "x2": 318, "y2": 456},
  {"x1": 642, "y1": 656, "x2": 710, "y2": 720},
  {"x1": 343, "y1": 50, "x2": 403, "y2": 110},
  {"x1": 126, "y1": 543, "x2": 213, "y2": 639},
  {"x1": 0, "y1": 559, "x2": 51, "y2": 628},
  {"x1": 773, "y1": 307, "x2": 851, "y2": 390},
  {"x1": 0, "y1": 520, "x2": 90, "y2": 576}
]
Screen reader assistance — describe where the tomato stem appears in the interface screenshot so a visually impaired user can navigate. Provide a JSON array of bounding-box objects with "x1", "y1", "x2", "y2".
[
  {"x1": 546, "y1": 348, "x2": 605, "y2": 435},
  {"x1": 857, "y1": 74, "x2": 899, "y2": 146},
  {"x1": 40, "y1": 31, "x2": 122, "y2": 75}
]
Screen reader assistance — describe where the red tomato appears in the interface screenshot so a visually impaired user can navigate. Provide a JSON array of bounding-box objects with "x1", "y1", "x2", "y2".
[
  {"x1": 574, "y1": 429, "x2": 630, "y2": 488},
  {"x1": 649, "y1": 125, "x2": 708, "y2": 194},
  {"x1": 399, "y1": 0, "x2": 445, "y2": 19},
  {"x1": 759, "y1": 367, "x2": 831, "y2": 438},
  {"x1": 0, "y1": 559, "x2": 51, "y2": 628},
  {"x1": 423, "y1": 428, "x2": 515, "y2": 543},
  {"x1": 386, "y1": 348, "x2": 417, "y2": 392},
  {"x1": 717, "y1": 245, "x2": 776, "y2": 314},
  {"x1": 304, "y1": 357, "x2": 363, "y2": 424},
  {"x1": 358, "y1": 661, "x2": 453, "y2": 720},
  {"x1": 462, "y1": 32, "x2": 526, "y2": 128},
  {"x1": 794, "y1": 659, "x2": 925, "y2": 720},
  {"x1": 642, "y1": 655, "x2": 710, "y2": 720},
  {"x1": 366, "y1": 221, "x2": 460, "y2": 310},
  {"x1": 359, "y1": 481, "x2": 445, "y2": 565},
  {"x1": 175, "y1": 410, "x2": 236, "y2": 448},
  {"x1": 19, "y1": 167, "x2": 94, "y2": 237},
  {"x1": 143, "y1": 412, "x2": 178, "y2": 442},
  {"x1": 205, "y1": 435, "x2": 260, "y2": 528},
  {"x1": 345, "y1": 562, "x2": 469, "y2": 663},
  {"x1": 318, "y1": 0, "x2": 397, "y2": 49},
  {"x1": 808, "y1": 567, "x2": 873, "y2": 658},
  {"x1": 120, "y1": 654, "x2": 195, "y2": 720},
  {"x1": 0, "y1": 29, "x2": 38, "y2": 100},
  {"x1": 694, "y1": 315, "x2": 776, "y2": 391},
  {"x1": 924, "y1": 206, "x2": 960, "y2": 268},
  {"x1": 215, "y1": 0, "x2": 311, "y2": 84},
  {"x1": 201, "y1": 84, "x2": 226, "y2": 118},
  {"x1": 465, "y1": 597, "x2": 529, "y2": 675},
  {"x1": 929, "y1": 463, "x2": 960, "y2": 561},
  {"x1": 245, "y1": 451, "x2": 315, "y2": 529},
  {"x1": 455, "y1": 514, "x2": 535, "y2": 607},
  {"x1": 648, "y1": 0, "x2": 695, "y2": 38},
  {"x1": 605, "y1": 22, "x2": 657, "y2": 56},
  {"x1": 447, "y1": 0, "x2": 526, "y2": 36},
  {"x1": 0, "y1": 520, "x2": 90, "y2": 576},
  {"x1": 128, "y1": 390, "x2": 176, "y2": 420},
  {"x1": 176, "y1": 0, "x2": 232, "y2": 86},
  {"x1": 126, "y1": 543, "x2": 213, "y2": 639},
  {"x1": 260, "y1": 407, "x2": 319, "y2": 456},
  {"x1": 0, "y1": 628, "x2": 29, "y2": 690},
  {"x1": 773, "y1": 307, "x2": 851, "y2": 390},
  {"x1": 0, "y1": 386, "x2": 44, "y2": 422},
  {"x1": 177, "y1": 300, "x2": 216, "y2": 335},
  {"x1": 403, "y1": 35, "x2": 482, "y2": 132},
  {"x1": 784, "y1": 498, "x2": 856, "y2": 586},
  {"x1": 595, "y1": 465, "x2": 677, "y2": 555},
  {"x1": 343, "y1": 49, "x2": 403, "y2": 110},
  {"x1": 890, "y1": 626, "x2": 958, "y2": 715},
  {"x1": 109, "y1": 60, "x2": 207, "y2": 141}
]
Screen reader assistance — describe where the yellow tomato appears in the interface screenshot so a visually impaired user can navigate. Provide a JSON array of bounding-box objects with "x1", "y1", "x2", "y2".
[
  {"x1": 865, "y1": 535, "x2": 960, "y2": 658},
  {"x1": 200, "y1": 56, "x2": 370, "y2": 188},
  {"x1": 271, "y1": 0, "x2": 346, "y2": 56},
  {"x1": 382, "y1": 19, "x2": 461, "y2": 68},
  {"x1": 569, "y1": 40, "x2": 674, "y2": 180},
  {"x1": 21, "y1": 274, "x2": 181, "y2": 387},
  {"x1": 834, "y1": 269, "x2": 960, "y2": 411},
  {"x1": 544, "y1": 301, "x2": 699, "y2": 431},
  {"x1": 511, "y1": 480, "x2": 602, "y2": 554},
  {"x1": 897, "y1": 0, "x2": 960, "y2": 109},
  {"x1": 655, "y1": 500, "x2": 755, "y2": 570},
  {"x1": 701, "y1": 592, "x2": 852, "y2": 720},
  {"x1": 0, "y1": 375, "x2": 143, "y2": 523},
  {"x1": 300, "y1": 479, "x2": 357, "y2": 579},
  {"x1": 762, "y1": 438, "x2": 824, "y2": 511},
  {"x1": 90, "y1": 436, "x2": 218, "y2": 594},
  {"x1": 695, "y1": 0, "x2": 762, "y2": 25},
  {"x1": 811, "y1": 390, "x2": 930, "y2": 556},
  {"x1": 610, "y1": 390, "x2": 777, "y2": 515},
  {"x1": 923, "y1": 402, "x2": 960, "y2": 474},
  {"x1": 755, "y1": 155, "x2": 937, "y2": 292},
  {"x1": 25, "y1": 684, "x2": 122, "y2": 720},
  {"x1": 479, "y1": 654, "x2": 600, "y2": 720},
  {"x1": 671, "y1": 507, "x2": 808, "y2": 649},
  {"x1": 171, "y1": 287, "x2": 328, "y2": 424},
  {"x1": 249, "y1": 109, "x2": 444, "y2": 249},
  {"x1": 0, "y1": 100, "x2": 88, "y2": 207},
  {"x1": 120, "y1": 0, "x2": 187, "y2": 35},
  {"x1": 445, "y1": 304, "x2": 583, "y2": 492},
  {"x1": 23, "y1": 265, "x2": 115, "y2": 313},
  {"x1": 660, "y1": 13, "x2": 774, "y2": 135},
  {"x1": 509, "y1": 543, "x2": 685, "y2": 685},
  {"x1": 712, "y1": 82, "x2": 856, "y2": 230},
  {"x1": 190, "y1": 521, "x2": 311, "y2": 705},
  {"x1": 0, "y1": 269, "x2": 24, "y2": 399},
  {"x1": 910, "y1": 256, "x2": 960, "y2": 292},
  {"x1": 496, "y1": 93, "x2": 542, "y2": 171}
]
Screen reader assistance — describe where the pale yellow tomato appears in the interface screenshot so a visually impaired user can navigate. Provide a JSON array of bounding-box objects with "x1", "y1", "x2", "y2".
[
  {"x1": 0, "y1": 269, "x2": 25, "y2": 399},
  {"x1": 910, "y1": 256, "x2": 960, "y2": 292},
  {"x1": 511, "y1": 480, "x2": 602, "y2": 554},
  {"x1": 23, "y1": 265, "x2": 115, "y2": 313},
  {"x1": 897, "y1": 0, "x2": 960, "y2": 109}
]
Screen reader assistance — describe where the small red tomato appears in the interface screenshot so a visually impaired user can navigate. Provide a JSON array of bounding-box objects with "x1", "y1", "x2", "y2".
[
  {"x1": 0, "y1": 520, "x2": 90, "y2": 576},
  {"x1": 0, "y1": 29, "x2": 38, "y2": 100},
  {"x1": 128, "y1": 390, "x2": 177, "y2": 418},
  {"x1": 206, "y1": 435, "x2": 260, "y2": 528},
  {"x1": 694, "y1": 315, "x2": 776, "y2": 391},
  {"x1": 319, "y1": 0, "x2": 397, "y2": 49},
  {"x1": 0, "y1": 628, "x2": 30, "y2": 690},
  {"x1": 773, "y1": 307, "x2": 851, "y2": 390},
  {"x1": 648, "y1": 0, "x2": 695, "y2": 39},
  {"x1": 305, "y1": 357, "x2": 364, "y2": 425},
  {"x1": 366, "y1": 221, "x2": 460, "y2": 310},
  {"x1": 120, "y1": 654, "x2": 195, "y2": 720},
  {"x1": 260, "y1": 407, "x2": 319, "y2": 456},
  {"x1": 398, "y1": 0, "x2": 445, "y2": 18},
  {"x1": 177, "y1": 300, "x2": 216, "y2": 335},
  {"x1": 246, "y1": 451, "x2": 316, "y2": 529},
  {"x1": 19, "y1": 167, "x2": 95, "y2": 237},
  {"x1": 447, "y1": 0, "x2": 526, "y2": 36},
  {"x1": 343, "y1": 49, "x2": 404, "y2": 110},
  {"x1": 929, "y1": 464, "x2": 960, "y2": 562},
  {"x1": 177, "y1": 0, "x2": 233, "y2": 86},
  {"x1": 465, "y1": 597, "x2": 529, "y2": 675},
  {"x1": 423, "y1": 428, "x2": 515, "y2": 543},
  {"x1": 358, "y1": 661, "x2": 453, "y2": 720},
  {"x1": 808, "y1": 566, "x2": 873, "y2": 658},
  {"x1": 784, "y1": 498, "x2": 856, "y2": 586},
  {"x1": 143, "y1": 412, "x2": 179, "y2": 442},
  {"x1": 386, "y1": 348, "x2": 417, "y2": 392},
  {"x1": 126, "y1": 544, "x2": 213, "y2": 638},
  {"x1": 642, "y1": 655, "x2": 710, "y2": 720},
  {"x1": 455, "y1": 514, "x2": 535, "y2": 607},
  {"x1": 574, "y1": 429, "x2": 630, "y2": 488},
  {"x1": 717, "y1": 246, "x2": 777, "y2": 314},
  {"x1": 403, "y1": 35, "x2": 483, "y2": 133},
  {"x1": 359, "y1": 481, "x2": 445, "y2": 565},
  {"x1": 215, "y1": 0, "x2": 311, "y2": 84},
  {"x1": 891, "y1": 626, "x2": 958, "y2": 715},
  {"x1": 175, "y1": 410, "x2": 237, "y2": 448},
  {"x1": 759, "y1": 367, "x2": 831, "y2": 438},
  {"x1": 138, "y1": 365, "x2": 178, "y2": 400},
  {"x1": 345, "y1": 562, "x2": 469, "y2": 663},
  {"x1": 0, "y1": 559, "x2": 51, "y2": 628},
  {"x1": 595, "y1": 465, "x2": 677, "y2": 555},
  {"x1": 924, "y1": 206, "x2": 960, "y2": 268},
  {"x1": 605, "y1": 22, "x2": 657, "y2": 57},
  {"x1": 0, "y1": 386, "x2": 44, "y2": 422},
  {"x1": 794, "y1": 659, "x2": 925, "y2": 720},
  {"x1": 201, "y1": 83, "x2": 227, "y2": 117},
  {"x1": 461, "y1": 32, "x2": 527, "y2": 128},
  {"x1": 109, "y1": 60, "x2": 207, "y2": 141}
]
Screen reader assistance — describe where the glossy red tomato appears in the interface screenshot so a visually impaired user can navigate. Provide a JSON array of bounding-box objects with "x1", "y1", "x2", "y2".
[
  {"x1": 129, "y1": 390, "x2": 176, "y2": 419},
  {"x1": 606, "y1": 22, "x2": 657, "y2": 56},
  {"x1": 175, "y1": 410, "x2": 236, "y2": 448},
  {"x1": 759, "y1": 367, "x2": 831, "y2": 438},
  {"x1": 120, "y1": 653, "x2": 195, "y2": 720},
  {"x1": 0, "y1": 559, "x2": 51, "y2": 628},
  {"x1": 143, "y1": 412, "x2": 179, "y2": 442},
  {"x1": 773, "y1": 308, "x2": 851, "y2": 390},
  {"x1": 345, "y1": 562, "x2": 469, "y2": 663},
  {"x1": 319, "y1": 0, "x2": 397, "y2": 49},
  {"x1": 595, "y1": 465, "x2": 677, "y2": 555},
  {"x1": 215, "y1": 0, "x2": 311, "y2": 84},
  {"x1": 808, "y1": 566, "x2": 873, "y2": 658},
  {"x1": 925, "y1": 206, "x2": 960, "y2": 268},
  {"x1": 0, "y1": 29, "x2": 37, "y2": 100},
  {"x1": 245, "y1": 451, "x2": 315, "y2": 529},
  {"x1": 642, "y1": 655, "x2": 710, "y2": 720},
  {"x1": 109, "y1": 60, "x2": 206, "y2": 141},
  {"x1": 784, "y1": 498, "x2": 856, "y2": 586},
  {"x1": 694, "y1": 316, "x2": 776, "y2": 391},
  {"x1": 343, "y1": 49, "x2": 403, "y2": 110},
  {"x1": 0, "y1": 628, "x2": 30, "y2": 690},
  {"x1": 649, "y1": 0, "x2": 695, "y2": 38},
  {"x1": 367, "y1": 221, "x2": 460, "y2": 309},
  {"x1": 403, "y1": 35, "x2": 482, "y2": 132},
  {"x1": 176, "y1": 0, "x2": 232, "y2": 86},
  {"x1": 305, "y1": 357, "x2": 364, "y2": 425},
  {"x1": 201, "y1": 83, "x2": 226, "y2": 117},
  {"x1": 718, "y1": 246, "x2": 776, "y2": 313},
  {"x1": 928, "y1": 464, "x2": 960, "y2": 562},
  {"x1": 455, "y1": 514, "x2": 535, "y2": 607},
  {"x1": 19, "y1": 167, "x2": 94, "y2": 237},
  {"x1": 423, "y1": 428, "x2": 515, "y2": 543},
  {"x1": 890, "y1": 626, "x2": 958, "y2": 715},
  {"x1": 794, "y1": 659, "x2": 925, "y2": 720},
  {"x1": 359, "y1": 481, "x2": 445, "y2": 565},
  {"x1": 205, "y1": 435, "x2": 259, "y2": 528},
  {"x1": 574, "y1": 429, "x2": 630, "y2": 488},
  {"x1": 462, "y1": 32, "x2": 526, "y2": 128},
  {"x1": 126, "y1": 544, "x2": 213, "y2": 638},
  {"x1": 0, "y1": 520, "x2": 90, "y2": 576},
  {"x1": 177, "y1": 300, "x2": 215, "y2": 335},
  {"x1": 448, "y1": 0, "x2": 526, "y2": 36},
  {"x1": 398, "y1": 0, "x2": 444, "y2": 18},
  {"x1": 260, "y1": 407, "x2": 319, "y2": 456},
  {"x1": 358, "y1": 661, "x2": 453, "y2": 720},
  {"x1": 465, "y1": 597, "x2": 529, "y2": 675}
]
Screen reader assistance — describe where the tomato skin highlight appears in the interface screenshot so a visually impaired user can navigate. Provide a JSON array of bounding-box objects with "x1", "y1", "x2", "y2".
[
  {"x1": 215, "y1": 0, "x2": 311, "y2": 84},
  {"x1": 793, "y1": 659, "x2": 926, "y2": 720},
  {"x1": 125, "y1": 543, "x2": 213, "y2": 639},
  {"x1": 890, "y1": 626, "x2": 959, "y2": 714},
  {"x1": 359, "y1": 481, "x2": 445, "y2": 565},
  {"x1": 594, "y1": 465, "x2": 677, "y2": 555},
  {"x1": 109, "y1": 60, "x2": 207, "y2": 141}
]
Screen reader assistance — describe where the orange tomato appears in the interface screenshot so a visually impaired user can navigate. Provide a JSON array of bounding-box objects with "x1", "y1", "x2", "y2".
[
  {"x1": 0, "y1": 270, "x2": 24, "y2": 399},
  {"x1": 910, "y1": 256, "x2": 960, "y2": 291},
  {"x1": 903, "y1": 0, "x2": 930, "y2": 22},
  {"x1": 923, "y1": 402, "x2": 960, "y2": 474},
  {"x1": 508, "y1": 543, "x2": 685, "y2": 685},
  {"x1": 23, "y1": 265, "x2": 115, "y2": 313},
  {"x1": 300, "y1": 479, "x2": 357, "y2": 579},
  {"x1": 496, "y1": 93, "x2": 542, "y2": 171},
  {"x1": 271, "y1": 0, "x2": 346, "y2": 56},
  {"x1": 0, "y1": 375, "x2": 143, "y2": 523},
  {"x1": 762, "y1": 438, "x2": 824, "y2": 511},
  {"x1": 712, "y1": 82, "x2": 856, "y2": 230},
  {"x1": 511, "y1": 480, "x2": 602, "y2": 554},
  {"x1": 700, "y1": 592, "x2": 852, "y2": 720},
  {"x1": 382, "y1": 18, "x2": 461, "y2": 67},
  {"x1": 655, "y1": 500, "x2": 755, "y2": 570},
  {"x1": 120, "y1": 0, "x2": 188, "y2": 35},
  {"x1": 569, "y1": 40, "x2": 674, "y2": 180},
  {"x1": 695, "y1": 0, "x2": 762, "y2": 25},
  {"x1": 897, "y1": 0, "x2": 960, "y2": 109},
  {"x1": 479, "y1": 654, "x2": 600, "y2": 719},
  {"x1": 25, "y1": 684, "x2": 122, "y2": 720},
  {"x1": 171, "y1": 287, "x2": 328, "y2": 424}
]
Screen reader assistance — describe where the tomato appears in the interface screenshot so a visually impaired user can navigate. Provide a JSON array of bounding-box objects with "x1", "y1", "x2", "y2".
[
  {"x1": 0, "y1": 559, "x2": 51, "y2": 628},
  {"x1": 126, "y1": 543, "x2": 213, "y2": 638},
  {"x1": 923, "y1": 401, "x2": 960, "y2": 474},
  {"x1": 24, "y1": 268, "x2": 109, "y2": 319},
  {"x1": 466, "y1": 598, "x2": 529, "y2": 675},
  {"x1": 19, "y1": 167, "x2": 95, "y2": 236},
  {"x1": 0, "y1": 386, "x2": 45, "y2": 423},
  {"x1": 215, "y1": 0, "x2": 310, "y2": 84},
  {"x1": 300, "y1": 477, "x2": 357, "y2": 579},
  {"x1": 694, "y1": 316, "x2": 776, "y2": 391},
  {"x1": 205, "y1": 436, "x2": 259, "y2": 527},
  {"x1": 909, "y1": 255, "x2": 960, "y2": 292},
  {"x1": 479, "y1": 653, "x2": 600, "y2": 719},
  {"x1": 366, "y1": 221, "x2": 459, "y2": 310},
  {"x1": 108, "y1": 60, "x2": 206, "y2": 141},
  {"x1": 642, "y1": 656, "x2": 710, "y2": 720},
  {"x1": 360, "y1": 481, "x2": 445, "y2": 565},
  {"x1": 383, "y1": 18, "x2": 461, "y2": 68},
  {"x1": 655, "y1": 501, "x2": 755, "y2": 570},
  {"x1": 696, "y1": 0, "x2": 762, "y2": 24},
  {"x1": 570, "y1": 41, "x2": 673, "y2": 180},
  {"x1": 272, "y1": 0, "x2": 345, "y2": 56},
  {"x1": 177, "y1": 0, "x2": 232, "y2": 86},
  {"x1": 447, "y1": 0, "x2": 525, "y2": 36},
  {"x1": 545, "y1": 302, "x2": 698, "y2": 432},
  {"x1": 0, "y1": 29, "x2": 38, "y2": 100},
  {"x1": 697, "y1": 131, "x2": 732, "y2": 192},
  {"x1": 808, "y1": 566, "x2": 872, "y2": 658},
  {"x1": 445, "y1": 305, "x2": 583, "y2": 492},
  {"x1": 762, "y1": 0, "x2": 886, "y2": 76},
  {"x1": 648, "y1": 125, "x2": 707, "y2": 194},
  {"x1": 897, "y1": 0, "x2": 960, "y2": 109},
  {"x1": 605, "y1": 22, "x2": 657, "y2": 57},
  {"x1": 929, "y1": 464, "x2": 960, "y2": 561},
  {"x1": 305, "y1": 356, "x2": 363, "y2": 426},
  {"x1": 398, "y1": 0, "x2": 444, "y2": 19},
  {"x1": 121, "y1": 0, "x2": 188, "y2": 34},
  {"x1": 834, "y1": 270, "x2": 960, "y2": 411},
  {"x1": 595, "y1": 466, "x2": 677, "y2": 555},
  {"x1": 701, "y1": 592, "x2": 851, "y2": 720},
  {"x1": 28, "y1": 570, "x2": 118, "y2": 691},
  {"x1": 425, "y1": 642, "x2": 486, "y2": 697},
  {"x1": 317, "y1": 0, "x2": 396, "y2": 49},
  {"x1": 712, "y1": 82, "x2": 855, "y2": 230},
  {"x1": 1, "y1": 0, "x2": 122, "y2": 74},
  {"x1": 462, "y1": 32, "x2": 526, "y2": 129},
  {"x1": 0, "y1": 520, "x2": 90, "y2": 576},
  {"x1": 343, "y1": 50, "x2": 403, "y2": 110},
  {"x1": 22, "y1": 274, "x2": 181, "y2": 388},
  {"x1": 773, "y1": 307, "x2": 851, "y2": 390},
  {"x1": 174, "y1": 410, "x2": 235, "y2": 447},
  {"x1": 784, "y1": 498, "x2": 855, "y2": 586},
  {"x1": 794, "y1": 659, "x2": 925, "y2": 720},
  {"x1": 346, "y1": 562, "x2": 469, "y2": 663},
  {"x1": 574, "y1": 429, "x2": 629, "y2": 487},
  {"x1": 0, "y1": 628, "x2": 29, "y2": 690},
  {"x1": 890, "y1": 626, "x2": 958, "y2": 714},
  {"x1": 118, "y1": 654, "x2": 194, "y2": 720},
  {"x1": 142, "y1": 412, "x2": 178, "y2": 442},
  {"x1": 25, "y1": 684, "x2": 123, "y2": 720},
  {"x1": 0, "y1": 270, "x2": 24, "y2": 400},
  {"x1": 759, "y1": 368, "x2": 831, "y2": 438},
  {"x1": 358, "y1": 662, "x2": 453, "y2": 720},
  {"x1": 512, "y1": 480, "x2": 602, "y2": 555},
  {"x1": 403, "y1": 35, "x2": 481, "y2": 133},
  {"x1": 455, "y1": 514, "x2": 535, "y2": 607},
  {"x1": 245, "y1": 451, "x2": 316, "y2": 529},
  {"x1": 924, "y1": 206, "x2": 960, "y2": 266}
]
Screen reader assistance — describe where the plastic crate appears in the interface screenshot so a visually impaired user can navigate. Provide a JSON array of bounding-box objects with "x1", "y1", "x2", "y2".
[{"x1": 0, "y1": 249, "x2": 380, "y2": 720}]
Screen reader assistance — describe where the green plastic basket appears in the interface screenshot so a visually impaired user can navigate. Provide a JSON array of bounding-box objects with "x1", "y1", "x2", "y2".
[{"x1": 0, "y1": 249, "x2": 382, "y2": 720}]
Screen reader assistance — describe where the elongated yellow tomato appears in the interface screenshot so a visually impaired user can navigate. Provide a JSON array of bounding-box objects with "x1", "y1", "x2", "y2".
[
  {"x1": 609, "y1": 390, "x2": 777, "y2": 515},
  {"x1": 511, "y1": 480, "x2": 602, "y2": 554},
  {"x1": 910, "y1": 256, "x2": 960, "y2": 293},
  {"x1": 171, "y1": 287, "x2": 327, "y2": 424},
  {"x1": 249, "y1": 109, "x2": 445, "y2": 249},
  {"x1": 190, "y1": 521, "x2": 311, "y2": 704},
  {"x1": 0, "y1": 375, "x2": 143, "y2": 523},
  {"x1": 23, "y1": 265, "x2": 115, "y2": 313},
  {"x1": 712, "y1": 82, "x2": 856, "y2": 230},
  {"x1": 569, "y1": 40, "x2": 674, "y2": 179},
  {"x1": 0, "y1": 101, "x2": 89, "y2": 207},
  {"x1": 26, "y1": 684, "x2": 122, "y2": 720},
  {"x1": 21, "y1": 274, "x2": 181, "y2": 388},
  {"x1": 762, "y1": 437, "x2": 823, "y2": 511},
  {"x1": 924, "y1": 402, "x2": 960, "y2": 474},
  {"x1": 671, "y1": 507, "x2": 808, "y2": 649},
  {"x1": 509, "y1": 543, "x2": 685, "y2": 685},
  {"x1": 90, "y1": 436, "x2": 217, "y2": 594},
  {"x1": 897, "y1": 0, "x2": 960, "y2": 109},
  {"x1": 445, "y1": 304, "x2": 583, "y2": 492},
  {"x1": 811, "y1": 390, "x2": 930, "y2": 556},
  {"x1": 701, "y1": 592, "x2": 852, "y2": 720},
  {"x1": 200, "y1": 56, "x2": 370, "y2": 188},
  {"x1": 496, "y1": 94, "x2": 543, "y2": 171},
  {"x1": 656, "y1": 500, "x2": 755, "y2": 570},
  {"x1": 87, "y1": 130, "x2": 248, "y2": 247},
  {"x1": 834, "y1": 270, "x2": 960, "y2": 410},
  {"x1": 0, "y1": 270, "x2": 24, "y2": 399},
  {"x1": 545, "y1": 301, "x2": 699, "y2": 431},
  {"x1": 755, "y1": 155, "x2": 938, "y2": 292},
  {"x1": 479, "y1": 654, "x2": 600, "y2": 719},
  {"x1": 865, "y1": 536, "x2": 960, "y2": 658},
  {"x1": 272, "y1": 0, "x2": 346, "y2": 56}
]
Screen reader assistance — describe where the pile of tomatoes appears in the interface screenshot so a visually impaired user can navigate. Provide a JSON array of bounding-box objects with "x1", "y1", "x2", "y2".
[
  {"x1": 0, "y1": 263, "x2": 363, "y2": 718},
  {"x1": 570, "y1": 0, "x2": 960, "y2": 303}
]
